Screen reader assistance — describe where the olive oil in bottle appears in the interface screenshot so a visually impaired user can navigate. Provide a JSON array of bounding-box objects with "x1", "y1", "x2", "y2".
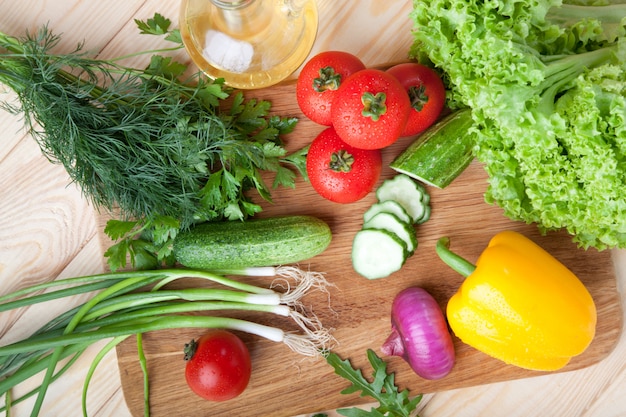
[{"x1": 180, "y1": 0, "x2": 318, "y2": 89}]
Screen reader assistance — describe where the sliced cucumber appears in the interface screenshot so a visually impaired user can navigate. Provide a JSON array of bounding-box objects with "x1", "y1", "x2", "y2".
[
  {"x1": 376, "y1": 174, "x2": 430, "y2": 224},
  {"x1": 417, "y1": 204, "x2": 431, "y2": 224},
  {"x1": 390, "y1": 108, "x2": 475, "y2": 189},
  {"x1": 352, "y1": 229, "x2": 408, "y2": 279},
  {"x1": 363, "y1": 212, "x2": 417, "y2": 255},
  {"x1": 363, "y1": 200, "x2": 412, "y2": 225},
  {"x1": 351, "y1": 174, "x2": 431, "y2": 279}
]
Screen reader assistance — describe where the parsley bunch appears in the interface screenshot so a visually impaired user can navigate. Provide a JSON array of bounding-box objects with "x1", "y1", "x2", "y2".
[{"x1": 0, "y1": 14, "x2": 305, "y2": 270}]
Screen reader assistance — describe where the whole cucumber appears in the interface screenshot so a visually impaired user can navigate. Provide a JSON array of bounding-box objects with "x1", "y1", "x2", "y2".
[{"x1": 173, "y1": 215, "x2": 332, "y2": 269}]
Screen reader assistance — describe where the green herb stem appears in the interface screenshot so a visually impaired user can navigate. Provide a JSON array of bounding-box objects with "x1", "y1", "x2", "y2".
[
  {"x1": 0, "y1": 344, "x2": 87, "y2": 397},
  {"x1": 0, "y1": 316, "x2": 285, "y2": 357},
  {"x1": 82, "y1": 336, "x2": 129, "y2": 417},
  {"x1": 136, "y1": 334, "x2": 150, "y2": 417},
  {"x1": 0, "y1": 270, "x2": 165, "y2": 304},
  {"x1": 78, "y1": 289, "x2": 282, "y2": 321},
  {"x1": 0, "y1": 268, "x2": 276, "y2": 309}
]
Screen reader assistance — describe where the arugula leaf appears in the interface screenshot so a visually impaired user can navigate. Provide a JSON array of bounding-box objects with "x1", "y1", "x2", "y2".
[{"x1": 325, "y1": 349, "x2": 422, "y2": 417}]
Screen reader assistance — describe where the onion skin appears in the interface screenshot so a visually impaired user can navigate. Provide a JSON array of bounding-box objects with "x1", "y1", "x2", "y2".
[{"x1": 381, "y1": 287, "x2": 455, "y2": 380}]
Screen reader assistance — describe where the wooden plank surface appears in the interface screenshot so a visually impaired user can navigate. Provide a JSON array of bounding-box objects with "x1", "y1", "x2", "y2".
[
  {"x1": 1, "y1": 1, "x2": 626, "y2": 417},
  {"x1": 110, "y1": 81, "x2": 623, "y2": 417}
]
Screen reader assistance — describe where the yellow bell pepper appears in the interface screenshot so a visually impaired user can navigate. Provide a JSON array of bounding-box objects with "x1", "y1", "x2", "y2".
[{"x1": 436, "y1": 230, "x2": 597, "y2": 371}]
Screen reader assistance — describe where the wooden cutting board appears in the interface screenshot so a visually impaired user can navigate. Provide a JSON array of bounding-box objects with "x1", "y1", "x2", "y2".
[{"x1": 106, "y1": 80, "x2": 623, "y2": 417}]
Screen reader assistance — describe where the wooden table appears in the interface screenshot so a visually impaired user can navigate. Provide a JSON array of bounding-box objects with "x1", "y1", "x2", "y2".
[{"x1": 1, "y1": 1, "x2": 625, "y2": 416}]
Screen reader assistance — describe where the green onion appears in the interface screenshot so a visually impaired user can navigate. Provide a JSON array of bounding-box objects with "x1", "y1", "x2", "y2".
[{"x1": 0, "y1": 266, "x2": 334, "y2": 417}]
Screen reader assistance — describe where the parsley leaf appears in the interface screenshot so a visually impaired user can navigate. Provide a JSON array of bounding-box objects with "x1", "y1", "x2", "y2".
[
  {"x1": 135, "y1": 13, "x2": 172, "y2": 36},
  {"x1": 281, "y1": 144, "x2": 309, "y2": 181},
  {"x1": 145, "y1": 55, "x2": 187, "y2": 79},
  {"x1": 325, "y1": 349, "x2": 422, "y2": 417}
]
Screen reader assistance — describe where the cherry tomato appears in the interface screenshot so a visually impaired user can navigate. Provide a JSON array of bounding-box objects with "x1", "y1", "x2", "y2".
[
  {"x1": 386, "y1": 63, "x2": 446, "y2": 136},
  {"x1": 184, "y1": 330, "x2": 251, "y2": 402},
  {"x1": 330, "y1": 69, "x2": 410, "y2": 150},
  {"x1": 306, "y1": 127, "x2": 382, "y2": 203},
  {"x1": 296, "y1": 51, "x2": 366, "y2": 126}
]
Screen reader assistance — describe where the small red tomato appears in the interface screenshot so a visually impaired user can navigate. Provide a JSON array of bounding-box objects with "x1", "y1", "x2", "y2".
[
  {"x1": 184, "y1": 330, "x2": 252, "y2": 402},
  {"x1": 296, "y1": 51, "x2": 366, "y2": 125},
  {"x1": 330, "y1": 68, "x2": 410, "y2": 150},
  {"x1": 306, "y1": 127, "x2": 382, "y2": 203},
  {"x1": 386, "y1": 63, "x2": 446, "y2": 136}
]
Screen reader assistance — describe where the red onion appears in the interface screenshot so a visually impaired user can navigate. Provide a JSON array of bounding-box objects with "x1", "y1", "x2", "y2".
[{"x1": 381, "y1": 287, "x2": 455, "y2": 380}]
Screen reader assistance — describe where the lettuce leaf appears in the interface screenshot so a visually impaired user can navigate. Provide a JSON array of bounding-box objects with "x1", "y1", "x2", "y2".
[{"x1": 410, "y1": 0, "x2": 626, "y2": 249}]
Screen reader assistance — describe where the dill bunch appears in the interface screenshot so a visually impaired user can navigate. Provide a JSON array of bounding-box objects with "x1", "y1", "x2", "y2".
[{"x1": 0, "y1": 14, "x2": 303, "y2": 270}]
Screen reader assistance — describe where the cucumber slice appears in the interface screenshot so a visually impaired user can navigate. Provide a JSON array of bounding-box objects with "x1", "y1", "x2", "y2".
[
  {"x1": 363, "y1": 200, "x2": 412, "y2": 225},
  {"x1": 376, "y1": 174, "x2": 430, "y2": 224},
  {"x1": 390, "y1": 109, "x2": 475, "y2": 189},
  {"x1": 363, "y1": 212, "x2": 417, "y2": 254},
  {"x1": 416, "y1": 204, "x2": 431, "y2": 224},
  {"x1": 352, "y1": 229, "x2": 408, "y2": 279}
]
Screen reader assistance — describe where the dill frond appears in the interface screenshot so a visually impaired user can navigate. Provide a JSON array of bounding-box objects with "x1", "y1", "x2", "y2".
[{"x1": 0, "y1": 17, "x2": 302, "y2": 270}]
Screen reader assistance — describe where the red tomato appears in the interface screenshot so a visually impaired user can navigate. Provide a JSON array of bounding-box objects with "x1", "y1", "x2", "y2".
[
  {"x1": 386, "y1": 63, "x2": 446, "y2": 136},
  {"x1": 184, "y1": 330, "x2": 251, "y2": 402},
  {"x1": 296, "y1": 51, "x2": 366, "y2": 125},
  {"x1": 306, "y1": 127, "x2": 382, "y2": 203},
  {"x1": 330, "y1": 68, "x2": 410, "y2": 150}
]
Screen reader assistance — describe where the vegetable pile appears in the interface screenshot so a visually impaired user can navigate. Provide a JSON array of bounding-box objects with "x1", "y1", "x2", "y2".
[
  {"x1": 410, "y1": 0, "x2": 626, "y2": 249},
  {"x1": 0, "y1": 14, "x2": 305, "y2": 271},
  {"x1": 2, "y1": 3, "x2": 613, "y2": 414},
  {"x1": 297, "y1": 51, "x2": 446, "y2": 204}
]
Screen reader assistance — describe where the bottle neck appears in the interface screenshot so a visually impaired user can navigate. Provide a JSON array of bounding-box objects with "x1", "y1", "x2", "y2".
[
  {"x1": 210, "y1": 0, "x2": 255, "y2": 9},
  {"x1": 210, "y1": 0, "x2": 267, "y2": 35}
]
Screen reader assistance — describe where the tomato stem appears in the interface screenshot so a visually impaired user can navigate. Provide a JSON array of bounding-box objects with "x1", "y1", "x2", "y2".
[
  {"x1": 328, "y1": 149, "x2": 354, "y2": 173},
  {"x1": 313, "y1": 66, "x2": 342, "y2": 92},
  {"x1": 183, "y1": 339, "x2": 198, "y2": 361},
  {"x1": 361, "y1": 91, "x2": 387, "y2": 121},
  {"x1": 408, "y1": 85, "x2": 429, "y2": 111}
]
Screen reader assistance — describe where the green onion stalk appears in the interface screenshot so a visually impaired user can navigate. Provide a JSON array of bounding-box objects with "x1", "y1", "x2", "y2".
[{"x1": 0, "y1": 266, "x2": 335, "y2": 417}]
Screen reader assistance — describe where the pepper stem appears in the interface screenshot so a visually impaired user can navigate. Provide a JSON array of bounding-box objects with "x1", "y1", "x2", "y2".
[{"x1": 435, "y1": 237, "x2": 476, "y2": 278}]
